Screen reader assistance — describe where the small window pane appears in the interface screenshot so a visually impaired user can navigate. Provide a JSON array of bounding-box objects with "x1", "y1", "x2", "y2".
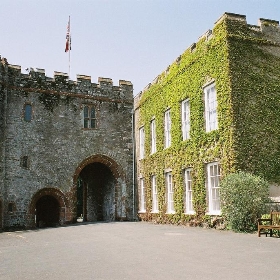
[
  {"x1": 84, "y1": 119, "x2": 89, "y2": 128},
  {"x1": 152, "y1": 175, "x2": 158, "y2": 212},
  {"x1": 140, "y1": 178, "x2": 146, "y2": 212},
  {"x1": 165, "y1": 110, "x2": 171, "y2": 148},
  {"x1": 90, "y1": 107, "x2": 95, "y2": 118},
  {"x1": 139, "y1": 127, "x2": 145, "y2": 159},
  {"x1": 24, "y1": 104, "x2": 32, "y2": 122},
  {"x1": 90, "y1": 119, "x2": 96, "y2": 128},
  {"x1": 84, "y1": 106, "x2": 89, "y2": 118},
  {"x1": 151, "y1": 119, "x2": 156, "y2": 154}
]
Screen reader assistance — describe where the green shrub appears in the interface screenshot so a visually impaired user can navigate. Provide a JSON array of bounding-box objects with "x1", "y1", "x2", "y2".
[{"x1": 220, "y1": 172, "x2": 269, "y2": 232}]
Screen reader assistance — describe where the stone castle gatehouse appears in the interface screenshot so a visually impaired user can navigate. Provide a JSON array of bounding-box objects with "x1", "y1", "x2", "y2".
[{"x1": 0, "y1": 62, "x2": 134, "y2": 229}]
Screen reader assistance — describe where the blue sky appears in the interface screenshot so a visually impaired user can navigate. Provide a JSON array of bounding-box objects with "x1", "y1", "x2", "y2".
[{"x1": 0, "y1": 0, "x2": 279, "y2": 95}]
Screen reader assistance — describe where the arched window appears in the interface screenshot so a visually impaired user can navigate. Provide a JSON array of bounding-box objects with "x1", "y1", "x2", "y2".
[
  {"x1": 24, "y1": 104, "x2": 32, "y2": 122},
  {"x1": 83, "y1": 105, "x2": 96, "y2": 129}
]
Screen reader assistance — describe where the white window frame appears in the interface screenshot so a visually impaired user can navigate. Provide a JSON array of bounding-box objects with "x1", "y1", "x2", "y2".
[
  {"x1": 150, "y1": 119, "x2": 156, "y2": 154},
  {"x1": 204, "y1": 83, "x2": 218, "y2": 132},
  {"x1": 139, "y1": 126, "x2": 145, "y2": 159},
  {"x1": 166, "y1": 172, "x2": 175, "y2": 214},
  {"x1": 182, "y1": 99, "x2": 191, "y2": 140},
  {"x1": 184, "y1": 168, "x2": 194, "y2": 214},
  {"x1": 151, "y1": 175, "x2": 158, "y2": 213},
  {"x1": 207, "y1": 162, "x2": 221, "y2": 215},
  {"x1": 164, "y1": 109, "x2": 171, "y2": 148},
  {"x1": 139, "y1": 178, "x2": 146, "y2": 213}
]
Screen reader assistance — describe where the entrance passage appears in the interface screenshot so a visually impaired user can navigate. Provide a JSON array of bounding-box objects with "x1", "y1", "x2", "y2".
[
  {"x1": 78, "y1": 162, "x2": 115, "y2": 222},
  {"x1": 36, "y1": 195, "x2": 60, "y2": 227}
]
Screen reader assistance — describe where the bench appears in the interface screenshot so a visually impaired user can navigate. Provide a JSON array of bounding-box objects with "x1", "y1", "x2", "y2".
[{"x1": 257, "y1": 211, "x2": 280, "y2": 237}]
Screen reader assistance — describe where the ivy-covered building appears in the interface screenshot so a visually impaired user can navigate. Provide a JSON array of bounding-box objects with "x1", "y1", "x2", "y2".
[
  {"x1": 134, "y1": 13, "x2": 280, "y2": 224},
  {"x1": 1, "y1": 12, "x2": 280, "y2": 230},
  {"x1": 0, "y1": 61, "x2": 134, "y2": 229}
]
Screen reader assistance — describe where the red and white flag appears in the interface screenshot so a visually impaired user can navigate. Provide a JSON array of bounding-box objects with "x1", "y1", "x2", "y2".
[{"x1": 65, "y1": 16, "x2": 71, "y2": 52}]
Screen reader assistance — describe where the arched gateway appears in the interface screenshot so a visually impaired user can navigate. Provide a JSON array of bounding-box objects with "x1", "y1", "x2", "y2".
[
  {"x1": 29, "y1": 188, "x2": 67, "y2": 228},
  {"x1": 27, "y1": 155, "x2": 127, "y2": 228},
  {"x1": 73, "y1": 154, "x2": 127, "y2": 222}
]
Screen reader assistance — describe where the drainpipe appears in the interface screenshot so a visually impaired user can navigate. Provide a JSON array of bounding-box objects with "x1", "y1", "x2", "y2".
[{"x1": 131, "y1": 108, "x2": 136, "y2": 221}]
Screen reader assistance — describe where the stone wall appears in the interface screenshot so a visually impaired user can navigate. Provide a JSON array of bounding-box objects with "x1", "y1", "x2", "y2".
[{"x1": 0, "y1": 61, "x2": 134, "y2": 228}]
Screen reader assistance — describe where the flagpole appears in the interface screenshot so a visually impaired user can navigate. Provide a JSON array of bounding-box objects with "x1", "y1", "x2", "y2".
[{"x1": 68, "y1": 16, "x2": 71, "y2": 78}]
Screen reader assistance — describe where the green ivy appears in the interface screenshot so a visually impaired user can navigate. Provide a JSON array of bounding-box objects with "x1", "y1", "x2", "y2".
[
  {"x1": 38, "y1": 92, "x2": 61, "y2": 112},
  {"x1": 136, "y1": 16, "x2": 280, "y2": 225}
]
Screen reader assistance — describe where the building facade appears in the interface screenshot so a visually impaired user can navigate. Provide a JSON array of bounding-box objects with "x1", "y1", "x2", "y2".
[
  {"x1": 134, "y1": 13, "x2": 280, "y2": 224},
  {"x1": 0, "y1": 61, "x2": 134, "y2": 229},
  {"x1": 1, "y1": 12, "x2": 280, "y2": 229}
]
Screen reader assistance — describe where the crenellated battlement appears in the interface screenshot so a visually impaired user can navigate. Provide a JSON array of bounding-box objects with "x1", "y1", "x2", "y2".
[
  {"x1": 0, "y1": 57, "x2": 133, "y2": 102},
  {"x1": 138, "y1": 12, "x2": 280, "y2": 96}
]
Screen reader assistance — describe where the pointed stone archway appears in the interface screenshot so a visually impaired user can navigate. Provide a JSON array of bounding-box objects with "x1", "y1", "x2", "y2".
[
  {"x1": 28, "y1": 188, "x2": 68, "y2": 228},
  {"x1": 73, "y1": 154, "x2": 127, "y2": 222}
]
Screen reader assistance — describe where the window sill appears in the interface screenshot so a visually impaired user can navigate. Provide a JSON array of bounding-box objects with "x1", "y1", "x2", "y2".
[
  {"x1": 151, "y1": 210, "x2": 159, "y2": 214},
  {"x1": 82, "y1": 128, "x2": 97, "y2": 131},
  {"x1": 164, "y1": 146, "x2": 171, "y2": 150},
  {"x1": 138, "y1": 210, "x2": 146, "y2": 214},
  {"x1": 206, "y1": 211, "x2": 221, "y2": 216},
  {"x1": 166, "y1": 211, "x2": 176, "y2": 215},
  {"x1": 205, "y1": 128, "x2": 219, "y2": 133},
  {"x1": 184, "y1": 211, "x2": 195, "y2": 215}
]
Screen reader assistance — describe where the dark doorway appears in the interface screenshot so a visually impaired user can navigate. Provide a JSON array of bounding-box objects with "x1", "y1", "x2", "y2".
[
  {"x1": 78, "y1": 162, "x2": 115, "y2": 222},
  {"x1": 36, "y1": 195, "x2": 60, "y2": 227}
]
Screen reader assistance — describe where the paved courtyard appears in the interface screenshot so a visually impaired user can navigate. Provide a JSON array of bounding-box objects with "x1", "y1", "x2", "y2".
[{"x1": 0, "y1": 222, "x2": 280, "y2": 280}]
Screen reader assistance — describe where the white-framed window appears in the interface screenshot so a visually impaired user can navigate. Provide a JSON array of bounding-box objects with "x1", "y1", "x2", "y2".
[
  {"x1": 150, "y1": 119, "x2": 156, "y2": 154},
  {"x1": 139, "y1": 178, "x2": 146, "y2": 213},
  {"x1": 83, "y1": 105, "x2": 96, "y2": 129},
  {"x1": 182, "y1": 99, "x2": 191, "y2": 140},
  {"x1": 204, "y1": 83, "x2": 218, "y2": 132},
  {"x1": 139, "y1": 126, "x2": 145, "y2": 159},
  {"x1": 164, "y1": 109, "x2": 171, "y2": 148},
  {"x1": 151, "y1": 175, "x2": 158, "y2": 213},
  {"x1": 166, "y1": 172, "x2": 175, "y2": 214},
  {"x1": 184, "y1": 168, "x2": 194, "y2": 214},
  {"x1": 207, "y1": 162, "x2": 221, "y2": 215}
]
